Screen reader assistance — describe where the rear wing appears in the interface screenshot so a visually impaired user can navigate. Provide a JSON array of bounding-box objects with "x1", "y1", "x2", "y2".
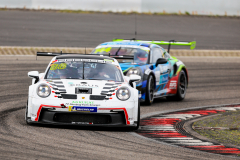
[
  {"x1": 37, "y1": 52, "x2": 70, "y2": 57},
  {"x1": 36, "y1": 51, "x2": 134, "y2": 60},
  {"x1": 36, "y1": 51, "x2": 77, "y2": 60},
  {"x1": 112, "y1": 39, "x2": 196, "y2": 53}
]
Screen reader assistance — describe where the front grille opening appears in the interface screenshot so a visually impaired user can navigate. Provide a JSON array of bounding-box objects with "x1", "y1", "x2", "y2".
[{"x1": 53, "y1": 113, "x2": 112, "y2": 124}]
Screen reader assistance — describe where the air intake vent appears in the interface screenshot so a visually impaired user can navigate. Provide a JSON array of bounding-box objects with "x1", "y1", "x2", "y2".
[
  {"x1": 61, "y1": 94, "x2": 77, "y2": 99},
  {"x1": 90, "y1": 95, "x2": 106, "y2": 100},
  {"x1": 54, "y1": 113, "x2": 111, "y2": 124}
]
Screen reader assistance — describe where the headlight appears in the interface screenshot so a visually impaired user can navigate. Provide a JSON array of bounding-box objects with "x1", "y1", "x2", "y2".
[
  {"x1": 126, "y1": 67, "x2": 142, "y2": 77},
  {"x1": 37, "y1": 84, "x2": 51, "y2": 98},
  {"x1": 116, "y1": 87, "x2": 131, "y2": 101}
]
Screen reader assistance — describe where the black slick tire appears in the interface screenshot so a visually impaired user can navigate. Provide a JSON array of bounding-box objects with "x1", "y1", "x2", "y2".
[
  {"x1": 167, "y1": 70, "x2": 187, "y2": 101},
  {"x1": 144, "y1": 75, "x2": 154, "y2": 105}
]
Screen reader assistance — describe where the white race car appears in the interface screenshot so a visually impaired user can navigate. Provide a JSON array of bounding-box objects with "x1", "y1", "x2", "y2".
[{"x1": 26, "y1": 53, "x2": 141, "y2": 129}]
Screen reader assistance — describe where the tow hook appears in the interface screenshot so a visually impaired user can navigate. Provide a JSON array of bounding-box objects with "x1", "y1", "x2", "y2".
[{"x1": 60, "y1": 103, "x2": 66, "y2": 108}]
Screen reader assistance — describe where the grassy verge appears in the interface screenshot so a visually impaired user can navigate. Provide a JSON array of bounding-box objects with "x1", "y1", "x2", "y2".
[
  {"x1": 193, "y1": 110, "x2": 240, "y2": 147},
  {"x1": 0, "y1": 8, "x2": 239, "y2": 18}
]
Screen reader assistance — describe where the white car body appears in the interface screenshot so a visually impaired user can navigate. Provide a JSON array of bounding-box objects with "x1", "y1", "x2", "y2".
[{"x1": 26, "y1": 54, "x2": 140, "y2": 129}]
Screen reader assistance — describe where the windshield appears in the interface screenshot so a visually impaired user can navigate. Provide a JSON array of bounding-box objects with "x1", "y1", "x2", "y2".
[
  {"x1": 91, "y1": 46, "x2": 150, "y2": 64},
  {"x1": 46, "y1": 59, "x2": 123, "y2": 82}
]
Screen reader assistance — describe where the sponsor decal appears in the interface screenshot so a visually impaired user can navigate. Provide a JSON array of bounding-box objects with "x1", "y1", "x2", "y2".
[
  {"x1": 70, "y1": 101, "x2": 100, "y2": 107},
  {"x1": 68, "y1": 82, "x2": 98, "y2": 88},
  {"x1": 94, "y1": 47, "x2": 112, "y2": 53},
  {"x1": 104, "y1": 59, "x2": 114, "y2": 63},
  {"x1": 70, "y1": 106, "x2": 97, "y2": 112},
  {"x1": 72, "y1": 101, "x2": 94, "y2": 104},
  {"x1": 57, "y1": 59, "x2": 109, "y2": 63},
  {"x1": 82, "y1": 59, "x2": 91, "y2": 62},
  {"x1": 169, "y1": 80, "x2": 177, "y2": 89},
  {"x1": 160, "y1": 74, "x2": 169, "y2": 84}
]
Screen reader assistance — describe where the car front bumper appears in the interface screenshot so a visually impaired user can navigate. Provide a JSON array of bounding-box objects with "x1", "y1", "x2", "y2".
[
  {"x1": 28, "y1": 97, "x2": 138, "y2": 127},
  {"x1": 27, "y1": 108, "x2": 137, "y2": 127}
]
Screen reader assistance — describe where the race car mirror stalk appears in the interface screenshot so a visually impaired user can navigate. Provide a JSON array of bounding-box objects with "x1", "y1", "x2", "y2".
[
  {"x1": 129, "y1": 75, "x2": 141, "y2": 88},
  {"x1": 28, "y1": 71, "x2": 39, "y2": 84},
  {"x1": 156, "y1": 58, "x2": 168, "y2": 66}
]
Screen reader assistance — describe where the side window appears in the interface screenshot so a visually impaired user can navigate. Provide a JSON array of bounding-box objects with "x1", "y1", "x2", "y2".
[
  {"x1": 151, "y1": 48, "x2": 163, "y2": 64},
  {"x1": 161, "y1": 48, "x2": 170, "y2": 60}
]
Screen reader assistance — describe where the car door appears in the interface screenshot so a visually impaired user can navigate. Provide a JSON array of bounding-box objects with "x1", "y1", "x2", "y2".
[{"x1": 151, "y1": 47, "x2": 170, "y2": 96}]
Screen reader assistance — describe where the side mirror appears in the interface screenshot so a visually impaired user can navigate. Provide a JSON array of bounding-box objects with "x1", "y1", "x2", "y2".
[
  {"x1": 28, "y1": 71, "x2": 39, "y2": 84},
  {"x1": 156, "y1": 58, "x2": 168, "y2": 66},
  {"x1": 129, "y1": 75, "x2": 141, "y2": 88},
  {"x1": 129, "y1": 75, "x2": 141, "y2": 82},
  {"x1": 28, "y1": 71, "x2": 39, "y2": 78}
]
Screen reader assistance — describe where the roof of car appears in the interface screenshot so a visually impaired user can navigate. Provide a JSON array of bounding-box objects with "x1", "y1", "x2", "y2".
[
  {"x1": 56, "y1": 54, "x2": 115, "y2": 60},
  {"x1": 99, "y1": 41, "x2": 151, "y2": 48}
]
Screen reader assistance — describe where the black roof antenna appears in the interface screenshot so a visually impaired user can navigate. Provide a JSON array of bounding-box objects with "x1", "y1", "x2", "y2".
[
  {"x1": 61, "y1": 50, "x2": 62, "y2": 55},
  {"x1": 134, "y1": 13, "x2": 137, "y2": 40},
  {"x1": 168, "y1": 40, "x2": 175, "y2": 53}
]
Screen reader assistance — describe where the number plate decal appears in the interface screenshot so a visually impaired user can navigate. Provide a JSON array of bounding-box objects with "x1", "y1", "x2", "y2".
[{"x1": 69, "y1": 106, "x2": 97, "y2": 112}]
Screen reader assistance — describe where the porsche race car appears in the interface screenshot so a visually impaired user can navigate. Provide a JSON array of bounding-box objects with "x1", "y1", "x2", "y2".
[
  {"x1": 91, "y1": 39, "x2": 196, "y2": 105},
  {"x1": 26, "y1": 53, "x2": 141, "y2": 129}
]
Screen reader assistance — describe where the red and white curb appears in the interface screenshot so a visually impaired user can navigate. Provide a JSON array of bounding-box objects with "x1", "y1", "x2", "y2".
[{"x1": 136, "y1": 104, "x2": 240, "y2": 156}]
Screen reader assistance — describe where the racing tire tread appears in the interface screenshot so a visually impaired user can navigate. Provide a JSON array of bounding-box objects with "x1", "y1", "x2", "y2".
[{"x1": 144, "y1": 74, "x2": 154, "y2": 105}]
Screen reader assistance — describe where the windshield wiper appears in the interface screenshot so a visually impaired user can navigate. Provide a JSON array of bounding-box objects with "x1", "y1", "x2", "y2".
[{"x1": 115, "y1": 47, "x2": 121, "y2": 56}]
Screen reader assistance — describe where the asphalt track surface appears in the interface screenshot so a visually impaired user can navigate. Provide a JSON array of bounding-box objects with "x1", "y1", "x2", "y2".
[
  {"x1": 0, "y1": 10, "x2": 240, "y2": 160},
  {"x1": 0, "y1": 10, "x2": 240, "y2": 50},
  {"x1": 0, "y1": 56, "x2": 240, "y2": 160}
]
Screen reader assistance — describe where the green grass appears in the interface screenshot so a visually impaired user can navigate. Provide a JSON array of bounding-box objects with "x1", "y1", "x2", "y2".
[{"x1": 193, "y1": 110, "x2": 240, "y2": 146}]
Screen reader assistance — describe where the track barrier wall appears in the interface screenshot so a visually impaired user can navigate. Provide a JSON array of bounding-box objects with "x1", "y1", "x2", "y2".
[{"x1": 1, "y1": 46, "x2": 240, "y2": 57}]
